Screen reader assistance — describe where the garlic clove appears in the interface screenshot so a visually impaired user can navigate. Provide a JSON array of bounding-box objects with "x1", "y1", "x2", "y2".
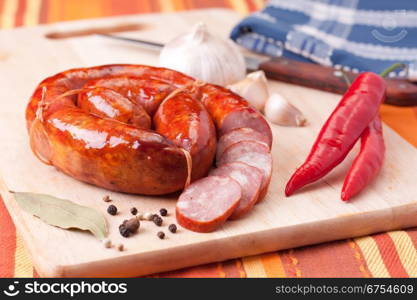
[
  {"x1": 227, "y1": 71, "x2": 269, "y2": 111},
  {"x1": 159, "y1": 22, "x2": 246, "y2": 86},
  {"x1": 264, "y1": 93, "x2": 306, "y2": 127},
  {"x1": 247, "y1": 70, "x2": 268, "y2": 83}
]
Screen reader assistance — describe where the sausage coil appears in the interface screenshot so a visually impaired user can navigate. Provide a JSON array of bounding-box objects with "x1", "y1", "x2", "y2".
[{"x1": 26, "y1": 64, "x2": 272, "y2": 196}]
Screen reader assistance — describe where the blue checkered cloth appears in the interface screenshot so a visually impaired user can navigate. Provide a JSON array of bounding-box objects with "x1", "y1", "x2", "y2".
[{"x1": 230, "y1": 0, "x2": 417, "y2": 79}]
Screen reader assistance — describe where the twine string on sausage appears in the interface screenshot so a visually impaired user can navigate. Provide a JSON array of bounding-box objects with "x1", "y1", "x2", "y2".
[
  {"x1": 160, "y1": 83, "x2": 205, "y2": 189},
  {"x1": 192, "y1": 79, "x2": 206, "y2": 90},
  {"x1": 55, "y1": 88, "x2": 84, "y2": 100},
  {"x1": 29, "y1": 86, "x2": 53, "y2": 165},
  {"x1": 35, "y1": 86, "x2": 47, "y2": 122},
  {"x1": 179, "y1": 148, "x2": 192, "y2": 189},
  {"x1": 162, "y1": 85, "x2": 190, "y2": 103},
  {"x1": 55, "y1": 87, "x2": 101, "y2": 101}
]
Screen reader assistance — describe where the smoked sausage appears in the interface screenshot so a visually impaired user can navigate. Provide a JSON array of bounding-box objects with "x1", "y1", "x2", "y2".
[
  {"x1": 26, "y1": 64, "x2": 272, "y2": 197},
  {"x1": 39, "y1": 108, "x2": 188, "y2": 194},
  {"x1": 27, "y1": 65, "x2": 199, "y2": 195},
  {"x1": 154, "y1": 89, "x2": 216, "y2": 181},
  {"x1": 200, "y1": 84, "x2": 273, "y2": 145},
  {"x1": 81, "y1": 76, "x2": 176, "y2": 115},
  {"x1": 78, "y1": 87, "x2": 152, "y2": 129}
]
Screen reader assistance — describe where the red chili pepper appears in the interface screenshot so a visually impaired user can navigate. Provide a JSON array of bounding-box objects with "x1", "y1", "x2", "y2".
[
  {"x1": 285, "y1": 72, "x2": 386, "y2": 196},
  {"x1": 341, "y1": 115, "x2": 385, "y2": 201}
]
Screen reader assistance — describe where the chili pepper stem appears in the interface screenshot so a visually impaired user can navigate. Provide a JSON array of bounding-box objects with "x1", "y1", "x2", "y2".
[{"x1": 379, "y1": 63, "x2": 407, "y2": 79}]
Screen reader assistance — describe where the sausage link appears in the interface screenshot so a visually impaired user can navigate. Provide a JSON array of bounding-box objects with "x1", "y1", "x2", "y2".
[
  {"x1": 26, "y1": 65, "x2": 196, "y2": 195},
  {"x1": 43, "y1": 108, "x2": 188, "y2": 194},
  {"x1": 78, "y1": 87, "x2": 151, "y2": 129},
  {"x1": 26, "y1": 64, "x2": 194, "y2": 128},
  {"x1": 154, "y1": 89, "x2": 217, "y2": 180},
  {"x1": 200, "y1": 84, "x2": 272, "y2": 146},
  {"x1": 82, "y1": 76, "x2": 175, "y2": 115},
  {"x1": 26, "y1": 64, "x2": 272, "y2": 198}
]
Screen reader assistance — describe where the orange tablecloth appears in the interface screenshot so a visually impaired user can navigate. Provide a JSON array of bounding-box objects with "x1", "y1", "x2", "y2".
[{"x1": 1, "y1": 0, "x2": 416, "y2": 278}]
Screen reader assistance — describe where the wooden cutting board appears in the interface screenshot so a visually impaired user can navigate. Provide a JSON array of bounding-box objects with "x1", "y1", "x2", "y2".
[{"x1": 1, "y1": 9, "x2": 416, "y2": 278}]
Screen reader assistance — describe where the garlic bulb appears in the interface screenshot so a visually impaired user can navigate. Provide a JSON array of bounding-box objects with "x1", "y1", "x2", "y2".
[
  {"x1": 264, "y1": 93, "x2": 306, "y2": 127},
  {"x1": 228, "y1": 71, "x2": 269, "y2": 111},
  {"x1": 159, "y1": 22, "x2": 246, "y2": 86}
]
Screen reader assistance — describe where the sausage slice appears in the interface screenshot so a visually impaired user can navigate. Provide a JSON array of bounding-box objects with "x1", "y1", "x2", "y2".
[
  {"x1": 217, "y1": 141, "x2": 272, "y2": 200},
  {"x1": 176, "y1": 176, "x2": 241, "y2": 232},
  {"x1": 209, "y1": 162, "x2": 263, "y2": 219},
  {"x1": 216, "y1": 127, "x2": 270, "y2": 161}
]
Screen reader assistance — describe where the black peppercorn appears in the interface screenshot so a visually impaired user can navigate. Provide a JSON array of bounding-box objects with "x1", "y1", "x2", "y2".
[
  {"x1": 125, "y1": 217, "x2": 140, "y2": 233},
  {"x1": 153, "y1": 215, "x2": 163, "y2": 226},
  {"x1": 130, "y1": 207, "x2": 138, "y2": 215},
  {"x1": 119, "y1": 224, "x2": 130, "y2": 237},
  {"x1": 159, "y1": 208, "x2": 168, "y2": 216},
  {"x1": 157, "y1": 231, "x2": 165, "y2": 239},
  {"x1": 118, "y1": 218, "x2": 140, "y2": 238},
  {"x1": 168, "y1": 224, "x2": 177, "y2": 233},
  {"x1": 107, "y1": 204, "x2": 117, "y2": 215}
]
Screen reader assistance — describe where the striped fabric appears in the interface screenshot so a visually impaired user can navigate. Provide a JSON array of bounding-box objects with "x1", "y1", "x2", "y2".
[
  {"x1": 231, "y1": 0, "x2": 417, "y2": 78},
  {"x1": 1, "y1": 0, "x2": 417, "y2": 278}
]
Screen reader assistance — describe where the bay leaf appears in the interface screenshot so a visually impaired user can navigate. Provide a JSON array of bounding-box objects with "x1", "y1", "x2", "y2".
[{"x1": 13, "y1": 192, "x2": 108, "y2": 240}]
